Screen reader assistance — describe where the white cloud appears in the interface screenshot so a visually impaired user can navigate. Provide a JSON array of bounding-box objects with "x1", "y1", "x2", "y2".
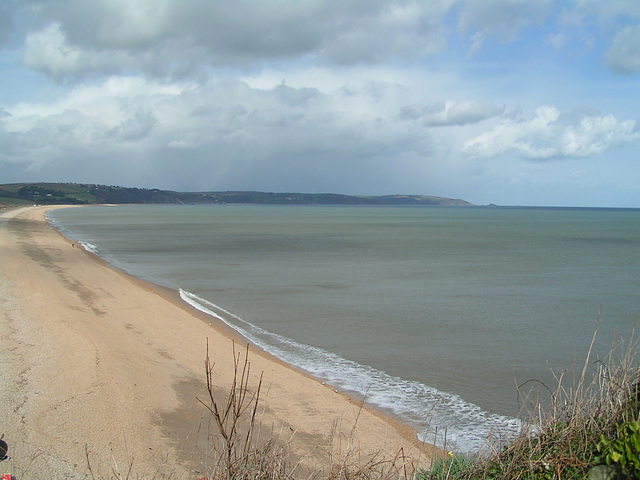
[
  {"x1": 3, "y1": 0, "x2": 640, "y2": 205},
  {"x1": 23, "y1": 23, "x2": 133, "y2": 79},
  {"x1": 23, "y1": 24, "x2": 83, "y2": 77},
  {"x1": 462, "y1": 106, "x2": 640, "y2": 159},
  {"x1": 0, "y1": 76, "x2": 443, "y2": 193},
  {"x1": 399, "y1": 100, "x2": 504, "y2": 126},
  {"x1": 0, "y1": 76, "x2": 192, "y2": 170},
  {"x1": 6, "y1": 77, "x2": 182, "y2": 133},
  {"x1": 467, "y1": 31, "x2": 486, "y2": 56}
]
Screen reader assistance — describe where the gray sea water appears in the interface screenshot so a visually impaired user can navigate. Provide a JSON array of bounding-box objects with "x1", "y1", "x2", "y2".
[{"x1": 47, "y1": 204, "x2": 640, "y2": 454}]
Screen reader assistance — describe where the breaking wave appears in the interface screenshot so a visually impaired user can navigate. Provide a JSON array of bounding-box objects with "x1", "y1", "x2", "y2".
[{"x1": 179, "y1": 289, "x2": 522, "y2": 454}]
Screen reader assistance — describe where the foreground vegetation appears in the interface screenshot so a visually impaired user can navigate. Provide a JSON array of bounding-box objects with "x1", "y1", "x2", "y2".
[
  {"x1": 421, "y1": 330, "x2": 640, "y2": 480},
  {"x1": 161, "y1": 332, "x2": 640, "y2": 480},
  {"x1": 4, "y1": 332, "x2": 638, "y2": 479},
  {"x1": 193, "y1": 343, "x2": 426, "y2": 480},
  {"x1": 153, "y1": 332, "x2": 640, "y2": 479}
]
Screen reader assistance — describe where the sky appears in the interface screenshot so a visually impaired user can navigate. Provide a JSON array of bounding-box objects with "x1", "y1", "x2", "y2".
[{"x1": 0, "y1": 1, "x2": 639, "y2": 207}]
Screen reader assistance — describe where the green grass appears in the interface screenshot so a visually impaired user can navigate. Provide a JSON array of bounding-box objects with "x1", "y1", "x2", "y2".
[
  {"x1": 419, "y1": 453, "x2": 475, "y2": 480},
  {"x1": 0, "y1": 196, "x2": 33, "y2": 208}
]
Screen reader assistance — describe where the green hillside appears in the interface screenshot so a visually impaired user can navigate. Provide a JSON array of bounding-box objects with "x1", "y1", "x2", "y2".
[{"x1": 0, "y1": 183, "x2": 473, "y2": 207}]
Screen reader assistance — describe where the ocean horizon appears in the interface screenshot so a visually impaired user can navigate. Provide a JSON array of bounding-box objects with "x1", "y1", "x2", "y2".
[{"x1": 47, "y1": 204, "x2": 640, "y2": 454}]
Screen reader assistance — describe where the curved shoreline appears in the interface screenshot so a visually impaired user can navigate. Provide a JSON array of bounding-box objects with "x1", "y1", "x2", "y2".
[
  {"x1": 48, "y1": 205, "x2": 436, "y2": 448},
  {"x1": 0, "y1": 205, "x2": 440, "y2": 478}
]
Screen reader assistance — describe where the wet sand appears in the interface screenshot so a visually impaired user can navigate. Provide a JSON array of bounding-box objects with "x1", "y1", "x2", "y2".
[{"x1": 0, "y1": 206, "x2": 439, "y2": 479}]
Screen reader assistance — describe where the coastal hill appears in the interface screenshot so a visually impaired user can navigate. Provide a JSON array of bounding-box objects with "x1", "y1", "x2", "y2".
[{"x1": 0, "y1": 182, "x2": 473, "y2": 206}]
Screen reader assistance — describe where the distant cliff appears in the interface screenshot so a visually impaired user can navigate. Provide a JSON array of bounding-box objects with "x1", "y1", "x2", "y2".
[{"x1": 0, "y1": 183, "x2": 473, "y2": 206}]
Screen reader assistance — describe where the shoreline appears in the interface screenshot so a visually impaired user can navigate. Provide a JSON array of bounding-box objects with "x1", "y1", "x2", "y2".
[
  {"x1": 45, "y1": 205, "x2": 430, "y2": 437},
  {"x1": 48, "y1": 205, "x2": 434, "y2": 449},
  {"x1": 46, "y1": 207, "x2": 412, "y2": 426},
  {"x1": 0, "y1": 205, "x2": 440, "y2": 478}
]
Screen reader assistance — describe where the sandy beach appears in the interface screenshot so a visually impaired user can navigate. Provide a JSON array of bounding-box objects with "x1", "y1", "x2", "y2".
[{"x1": 0, "y1": 206, "x2": 438, "y2": 479}]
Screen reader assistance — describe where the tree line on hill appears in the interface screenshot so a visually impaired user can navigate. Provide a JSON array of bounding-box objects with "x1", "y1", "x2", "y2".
[{"x1": 0, "y1": 183, "x2": 473, "y2": 206}]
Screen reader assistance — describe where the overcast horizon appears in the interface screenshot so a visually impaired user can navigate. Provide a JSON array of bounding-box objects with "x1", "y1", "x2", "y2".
[{"x1": 1, "y1": 1, "x2": 639, "y2": 207}]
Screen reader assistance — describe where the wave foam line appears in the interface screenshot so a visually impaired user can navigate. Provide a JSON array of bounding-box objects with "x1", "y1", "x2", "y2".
[
  {"x1": 179, "y1": 289, "x2": 522, "y2": 454},
  {"x1": 46, "y1": 213, "x2": 100, "y2": 255},
  {"x1": 79, "y1": 241, "x2": 99, "y2": 254}
]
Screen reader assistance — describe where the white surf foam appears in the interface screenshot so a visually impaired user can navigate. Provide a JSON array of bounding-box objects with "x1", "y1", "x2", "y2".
[
  {"x1": 79, "y1": 241, "x2": 100, "y2": 254},
  {"x1": 179, "y1": 289, "x2": 522, "y2": 454}
]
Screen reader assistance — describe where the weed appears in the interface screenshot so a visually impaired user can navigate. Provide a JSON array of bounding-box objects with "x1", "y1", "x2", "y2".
[
  {"x1": 419, "y1": 452, "x2": 474, "y2": 480},
  {"x1": 596, "y1": 420, "x2": 640, "y2": 479},
  {"x1": 444, "y1": 329, "x2": 640, "y2": 480}
]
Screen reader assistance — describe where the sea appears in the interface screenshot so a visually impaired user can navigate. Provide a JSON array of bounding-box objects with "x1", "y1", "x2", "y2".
[{"x1": 46, "y1": 204, "x2": 640, "y2": 455}]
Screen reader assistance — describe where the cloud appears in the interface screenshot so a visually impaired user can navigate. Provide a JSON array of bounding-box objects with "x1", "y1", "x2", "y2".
[
  {"x1": 565, "y1": 0, "x2": 640, "y2": 27},
  {"x1": 23, "y1": 23, "x2": 83, "y2": 77},
  {"x1": 0, "y1": 76, "x2": 442, "y2": 193},
  {"x1": 1, "y1": 77, "x2": 178, "y2": 165},
  {"x1": 559, "y1": 0, "x2": 640, "y2": 73},
  {"x1": 544, "y1": 32, "x2": 566, "y2": 49},
  {"x1": 458, "y1": 0, "x2": 553, "y2": 43},
  {"x1": 318, "y1": 2, "x2": 449, "y2": 64},
  {"x1": 399, "y1": 100, "x2": 504, "y2": 126},
  {"x1": 0, "y1": 1, "x2": 18, "y2": 46},
  {"x1": 23, "y1": 23, "x2": 132, "y2": 79},
  {"x1": 467, "y1": 31, "x2": 486, "y2": 56},
  {"x1": 108, "y1": 109, "x2": 158, "y2": 142},
  {"x1": 462, "y1": 106, "x2": 640, "y2": 159},
  {"x1": 19, "y1": 0, "x2": 454, "y2": 80},
  {"x1": 4, "y1": 0, "x2": 640, "y2": 206},
  {"x1": 605, "y1": 24, "x2": 640, "y2": 73}
]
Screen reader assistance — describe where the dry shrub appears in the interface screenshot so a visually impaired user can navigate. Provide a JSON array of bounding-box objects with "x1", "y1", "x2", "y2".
[
  {"x1": 326, "y1": 444, "x2": 418, "y2": 480},
  {"x1": 196, "y1": 341, "x2": 423, "y2": 480},
  {"x1": 462, "y1": 328, "x2": 640, "y2": 480}
]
